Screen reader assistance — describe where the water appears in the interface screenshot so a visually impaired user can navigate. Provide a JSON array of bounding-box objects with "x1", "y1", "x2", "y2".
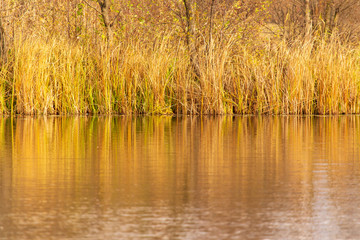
[{"x1": 1, "y1": 116, "x2": 360, "y2": 239}]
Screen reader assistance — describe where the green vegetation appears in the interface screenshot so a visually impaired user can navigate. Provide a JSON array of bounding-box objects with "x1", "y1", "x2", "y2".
[{"x1": 0, "y1": 0, "x2": 359, "y2": 115}]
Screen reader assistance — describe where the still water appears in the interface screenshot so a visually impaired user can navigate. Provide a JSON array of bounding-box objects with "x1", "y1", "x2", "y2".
[{"x1": 0, "y1": 116, "x2": 360, "y2": 239}]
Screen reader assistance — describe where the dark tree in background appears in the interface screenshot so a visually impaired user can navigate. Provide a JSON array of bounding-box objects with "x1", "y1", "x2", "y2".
[{"x1": 270, "y1": 0, "x2": 360, "y2": 42}]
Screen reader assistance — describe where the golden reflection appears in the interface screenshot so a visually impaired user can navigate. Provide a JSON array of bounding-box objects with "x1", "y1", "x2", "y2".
[{"x1": 1, "y1": 116, "x2": 360, "y2": 238}]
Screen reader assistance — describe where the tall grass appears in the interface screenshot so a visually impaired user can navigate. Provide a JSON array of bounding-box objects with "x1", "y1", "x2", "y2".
[{"x1": 2, "y1": 33, "x2": 360, "y2": 115}]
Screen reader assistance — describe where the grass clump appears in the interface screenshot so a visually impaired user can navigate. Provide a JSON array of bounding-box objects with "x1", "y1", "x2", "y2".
[{"x1": 0, "y1": 33, "x2": 359, "y2": 115}]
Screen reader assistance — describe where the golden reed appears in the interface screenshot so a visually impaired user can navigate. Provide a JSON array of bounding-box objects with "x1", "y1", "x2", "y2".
[{"x1": 1, "y1": 34, "x2": 360, "y2": 115}]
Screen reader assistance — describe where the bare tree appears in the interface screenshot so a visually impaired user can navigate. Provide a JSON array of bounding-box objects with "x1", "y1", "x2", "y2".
[
  {"x1": 270, "y1": 0, "x2": 360, "y2": 41},
  {"x1": 82, "y1": 0, "x2": 113, "y2": 44},
  {"x1": 97, "y1": 0, "x2": 113, "y2": 44}
]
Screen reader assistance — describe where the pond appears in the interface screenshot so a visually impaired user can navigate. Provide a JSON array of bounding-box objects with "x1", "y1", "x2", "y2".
[{"x1": 0, "y1": 116, "x2": 360, "y2": 239}]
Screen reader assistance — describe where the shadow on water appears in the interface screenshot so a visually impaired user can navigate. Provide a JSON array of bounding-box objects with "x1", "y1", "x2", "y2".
[{"x1": 0, "y1": 116, "x2": 360, "y2": 239}]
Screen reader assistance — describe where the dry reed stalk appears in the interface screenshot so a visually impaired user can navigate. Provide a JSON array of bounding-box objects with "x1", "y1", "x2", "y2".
[{"x1": 1, "y1": 33, "x2": 360, "y2": 115}]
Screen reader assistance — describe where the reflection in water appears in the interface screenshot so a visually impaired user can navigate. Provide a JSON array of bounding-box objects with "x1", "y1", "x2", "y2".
[{"x1": 0, "y1": 116, "x2": 360, "y2": 239}]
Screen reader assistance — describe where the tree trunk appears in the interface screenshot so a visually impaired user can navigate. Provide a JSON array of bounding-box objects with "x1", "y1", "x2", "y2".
[
  {"x1": 98, "y1": 0, "x2": 113, "y2": 45},
  {"x1": 182, "y1": 0, "x2": 200, "y2": 78},
  {"x1": 0, "y1": 18, "x2": 6, "y2": 63},
  {"x1": 325, "y1": 0, "x2": 335, "y2": 33},
  {"x1": 208, "y1": 0, "x2": 215, "y2": 47},
  {"x1": 305, "y1": 0, "x2": 312, "y2": 40}
]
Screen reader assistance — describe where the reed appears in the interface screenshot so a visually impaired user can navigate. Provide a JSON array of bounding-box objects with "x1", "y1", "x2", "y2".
[{"x1": 2, "y1": 33, "x2": 360, "y2": 115}]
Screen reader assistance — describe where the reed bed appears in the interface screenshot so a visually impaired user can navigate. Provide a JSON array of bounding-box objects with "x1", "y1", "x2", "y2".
[{"x1": 1, "y1": 34, "x2": 360, "y2": 115}]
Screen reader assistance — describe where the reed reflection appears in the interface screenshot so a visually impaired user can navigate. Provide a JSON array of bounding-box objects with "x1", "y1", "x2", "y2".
[{"x1": 0, "y1": 116, "x2": 360, "y2": 239}]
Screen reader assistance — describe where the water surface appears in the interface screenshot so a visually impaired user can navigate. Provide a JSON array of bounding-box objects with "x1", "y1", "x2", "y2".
[{"x1": 1, "y1": 116, "x2": 360, "y2": 239}]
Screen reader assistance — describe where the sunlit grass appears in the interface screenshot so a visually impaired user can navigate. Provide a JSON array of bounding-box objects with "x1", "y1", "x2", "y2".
[{"x1": 1, "y1": 33, "x2": 360, "y2": 115}]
